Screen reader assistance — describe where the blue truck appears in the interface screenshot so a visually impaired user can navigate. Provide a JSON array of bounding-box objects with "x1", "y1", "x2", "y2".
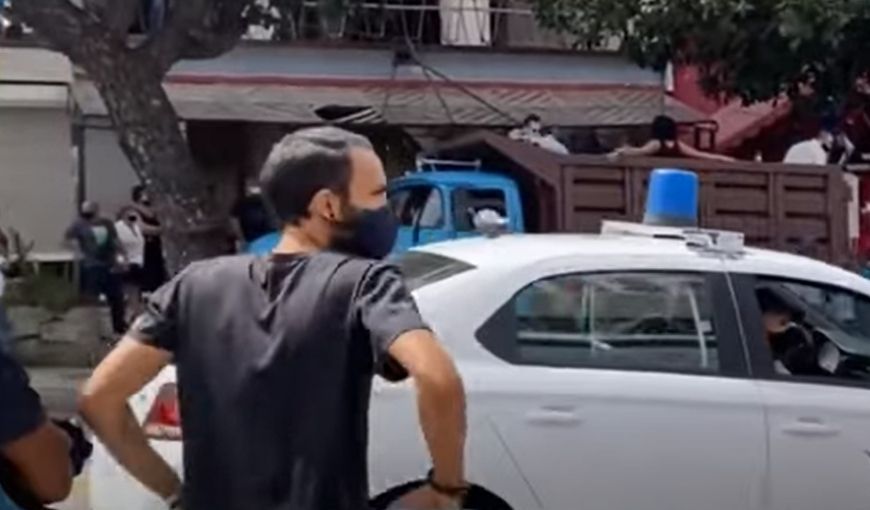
[
  {"x1": 247, "y1": 131, "x2": 849, "y2": 262},
  {"x1": 248, "y1": 160, "x2": 525, "y2": 255}
]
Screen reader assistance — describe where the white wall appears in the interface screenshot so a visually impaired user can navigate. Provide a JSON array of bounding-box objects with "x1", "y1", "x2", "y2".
[
  {"x1": 83, "y1": 128, "x2": 139, "y2": 220},
  {"x1": 0, "y1": 107, "x2": 75, "y2": 255}
]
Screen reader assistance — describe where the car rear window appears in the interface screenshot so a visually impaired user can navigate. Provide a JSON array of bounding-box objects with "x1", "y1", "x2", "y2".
[{"x1": 391, "y1": 251, "x2": 475, "y2": 291}]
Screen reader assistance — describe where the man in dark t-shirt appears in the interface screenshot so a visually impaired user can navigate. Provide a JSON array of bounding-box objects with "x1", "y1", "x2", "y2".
[
  {"x1": 0, "y1": 351, "x2": 74, "y2": 508},
  {"x1": 80, "y1": 127, "x2": 468, "y2": 510}
]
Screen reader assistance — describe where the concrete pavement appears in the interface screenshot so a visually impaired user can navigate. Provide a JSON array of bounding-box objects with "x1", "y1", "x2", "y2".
[
  {"x1": 26, "y1": 367, "x2": 92, "y2": 509},
  {"x1": 27, "y1": 367, "x2": 91, "y2": 418}
]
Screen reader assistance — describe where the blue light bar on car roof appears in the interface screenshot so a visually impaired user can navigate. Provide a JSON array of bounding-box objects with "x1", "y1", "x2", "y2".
[{"x1": 643, "y1": 168, "x2": 699, "y2": 227}]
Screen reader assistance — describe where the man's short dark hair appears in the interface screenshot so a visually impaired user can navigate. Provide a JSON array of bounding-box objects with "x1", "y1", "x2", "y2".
[
  {"x1": 259, "y1": 126, "x2": 374, "y2": 225},
  {"x1": 523, "y1": 114, "x2": 542, "y2": 125},
  {"x1": 757, "y1": 287, "x2": 793, "y2": 316},
  {"x1": 651, "y1": 115, "x2": 678, "y2": 141},
  {"x1": 131, "y1": 184, "x2": 146, "y2": 203}
]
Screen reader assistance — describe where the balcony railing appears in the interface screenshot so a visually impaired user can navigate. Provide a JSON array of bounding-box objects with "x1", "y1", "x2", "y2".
[
  {"x1": 0, "y1": 0, "x2": 578, "y2": 50},
  {"x1": 245, "y1": 0, "x2": 577, "y2": 50}
]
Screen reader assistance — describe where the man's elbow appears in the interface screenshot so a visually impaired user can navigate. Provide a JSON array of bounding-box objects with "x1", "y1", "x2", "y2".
[
  {"x1": 414, "y1": 364, "x2": 465, "y2": 401},
  {"x1": 77, "y1": 384, "x2": 114, "y2": 426}
]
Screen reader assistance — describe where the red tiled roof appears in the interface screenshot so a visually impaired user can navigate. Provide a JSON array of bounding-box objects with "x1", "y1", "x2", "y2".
[{"x1": 713, "y1": 98, "x2": 793, "y2": 151}]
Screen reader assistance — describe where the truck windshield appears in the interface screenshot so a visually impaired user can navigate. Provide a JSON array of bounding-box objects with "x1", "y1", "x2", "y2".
[
  {"x1": 452, "y1": 189, "x2": 507, "y2": 231},
  {"x1": 391, "y1": 251, "x2": 475, "y2": 291}
]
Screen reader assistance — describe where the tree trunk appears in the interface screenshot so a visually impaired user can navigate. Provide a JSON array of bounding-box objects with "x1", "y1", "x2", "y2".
[
  {"x1": 85, "y1": 52, "x2": 231, "y2": 272},
  {"x1": 14, "y1": 1, "x2": 246, "y2": 273}
]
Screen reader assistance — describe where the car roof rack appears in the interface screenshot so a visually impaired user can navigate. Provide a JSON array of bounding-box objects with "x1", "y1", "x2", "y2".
[
  {"x1": 415, "y1": 157, "x2": 482, "y2": 172},
  {"x1": 601, "y1": 220, "x2": 745, "y2": 256}
]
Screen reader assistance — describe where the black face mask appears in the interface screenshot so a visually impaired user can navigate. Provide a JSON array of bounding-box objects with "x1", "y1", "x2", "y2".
[
  {"x1": 329, "y1": 204, "x2": 398, "y2": 259},
  {"x1": 81, "y1": 212, "x2": 96, "y2": 220}
]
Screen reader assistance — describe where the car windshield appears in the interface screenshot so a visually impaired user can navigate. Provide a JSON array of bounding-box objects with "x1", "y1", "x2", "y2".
[{"x1": 390, "y1": 251, "x2": 475, "y2": 291}]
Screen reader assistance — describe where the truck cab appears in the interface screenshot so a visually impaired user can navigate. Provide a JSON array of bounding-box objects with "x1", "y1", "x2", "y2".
[{"x1": 388, "y1": 169, "x2": 525, "y2": 253}]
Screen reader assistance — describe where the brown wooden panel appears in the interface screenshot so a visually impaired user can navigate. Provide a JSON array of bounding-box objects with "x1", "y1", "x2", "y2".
[
  {"x1": 711, "y1": 187, "x2": 769, "y2": 214},
  {"x1": 703, "y1": 217, "x2": 774, "y2": 238},
  {"x1": 552, "y1": 156, "x2": 846, "y2": 263},
  {"x1": 783, "y1": 191, "x2": 827, "y2": 217},
  {"x1": 705, "y1": 171, "x2": 769, "y2": 187},
  {"x1": 564, "y1": 166, "x2": 626, "y2": 183},
  {"x1": 563, "y1": 212, "x2": 632, "y2": 233},
  {"x1": 782, "y1": 174, "x2": 826, "y2": 190},
  {"x1": 567, "y1": 183, "x2": 627, "y2": 211},
  {"x1": 780, "y1": 218, "x2": 828, "y2": 240}
]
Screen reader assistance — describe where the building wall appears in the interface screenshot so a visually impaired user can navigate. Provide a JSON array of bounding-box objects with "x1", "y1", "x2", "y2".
[
  {"x1": 170, "y1": 44, "x2": 663, "y2": 88},
  {"x1": 0, "y1": 107, "x2": 75, "y2": 255},
  {"x1": 83, "y1": 128, "x2": 140, "y2": 219}
]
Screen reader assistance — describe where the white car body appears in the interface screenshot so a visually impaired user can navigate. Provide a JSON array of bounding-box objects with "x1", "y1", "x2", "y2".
[{"x1": 89, "y1": 231, "x2": 870, "y2": 510}]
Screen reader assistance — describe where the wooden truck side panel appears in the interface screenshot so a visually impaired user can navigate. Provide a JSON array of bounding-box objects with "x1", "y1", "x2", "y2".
[{"x1": 558, "y1": 157, "x2": 849, "y2": 264}]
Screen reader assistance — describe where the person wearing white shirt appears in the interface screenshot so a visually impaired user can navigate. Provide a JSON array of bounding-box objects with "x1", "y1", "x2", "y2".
[
  {"x1": 783, "y1": 135, "x2": 831, "y2": 165},
  {"x1": 114, "y1": 207, "x2": 145, "y2": 318},
  {"x1": 783, "y1": 120, "x2": 860, "y2": 247}
]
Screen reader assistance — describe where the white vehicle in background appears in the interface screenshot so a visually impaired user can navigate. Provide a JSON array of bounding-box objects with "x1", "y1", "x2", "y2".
[{"x1": 89, "y1": 223, "x2": 870, "y2": 510}]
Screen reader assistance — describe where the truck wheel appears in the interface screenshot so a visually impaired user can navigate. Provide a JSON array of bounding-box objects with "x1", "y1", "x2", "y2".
[{"x1": 370, "y1": 480, "x2": 513, "y2": 510}]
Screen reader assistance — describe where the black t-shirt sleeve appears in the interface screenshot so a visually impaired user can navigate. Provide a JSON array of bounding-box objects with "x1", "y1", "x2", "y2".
[
  {"x1": 355, "y1": 263, "x2": 429, "y2": 381},
  {"x1": 0, "y1": 351, "x2": 45, "y2": 446},
  {"x1": 129, "y1": 268, "x2": 187, "y2": 352}
]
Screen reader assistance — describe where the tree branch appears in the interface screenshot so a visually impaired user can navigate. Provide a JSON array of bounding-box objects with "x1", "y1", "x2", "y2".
[
  {"x1": 83, "y1": 0, "x2": 141, "y2": 36},
  {"x1": 11, "y1": 0, "x2": 101, "y2": 62},
  {"x1": 140, "y1": 0, "x2": 251, "y2": 75}
]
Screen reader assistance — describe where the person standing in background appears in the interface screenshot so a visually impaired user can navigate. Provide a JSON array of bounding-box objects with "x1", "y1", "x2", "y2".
[
  {"x1": 783, "y1": 120, "x2": 837, "y2": 165},
  {"x1": 65, "y1": 201, "x2": 127, "y2": 336},
  {"x1": 115, "y1": 206, "x2": 146, "y2": 320},
  {"x1": 131, "y1": 185, "x2": 167, "y2": 293},
  {"x1": 783, "y1": 115, "x2": 860, "y2": 250},
  {"x1": 230, "y1": 182, "x2": 275, "y2": 252}
]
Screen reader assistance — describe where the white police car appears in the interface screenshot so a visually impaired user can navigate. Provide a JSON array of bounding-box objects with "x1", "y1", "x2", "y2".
[
  {"x1": 89, "y1": 169, "x2": 870, "y2": 510},
  {"x1": 89, "y1": 219, "x2": 870, "y2": 510}
]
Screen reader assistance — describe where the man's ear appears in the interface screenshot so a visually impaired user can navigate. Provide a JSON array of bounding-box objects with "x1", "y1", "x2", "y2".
[{"x1": 309, "y1": 189, "x2": 341, "y2": 222}]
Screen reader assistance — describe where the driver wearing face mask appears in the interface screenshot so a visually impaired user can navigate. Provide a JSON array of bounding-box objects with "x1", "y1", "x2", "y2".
[
  {"x1": 757, "y1": 288, "x2": 825, "y2": 376},
  {"x1": 79, "y1": 127, "x2": 468, "y2": 510}
]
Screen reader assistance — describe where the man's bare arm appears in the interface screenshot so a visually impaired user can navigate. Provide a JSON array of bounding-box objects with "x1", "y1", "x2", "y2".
[
  {"x1": 1, "y1": 420, "x2": 73, "y2": 503},
  {"x1": 388, "y1": 330, "x2": 467, "y2": 487},
  {"x1": 78, "y1": 337, "x2": 180, "y2": 500}
]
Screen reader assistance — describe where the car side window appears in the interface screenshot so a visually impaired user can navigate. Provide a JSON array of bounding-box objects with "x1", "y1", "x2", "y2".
[
  {"x1": 495, "y1": 272, "x2": 719, "y2": 372},
  {"x1": 390, "y1": 186, "x2": 443, "y2": 228},
  {"x1": 753, "y1": 277, "x2": 870, "y2": 382}
]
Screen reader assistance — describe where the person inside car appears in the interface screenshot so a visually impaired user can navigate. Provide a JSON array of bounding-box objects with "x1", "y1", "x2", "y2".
[{"x1": 758, "y1": 288, "x2": 825, "y2": 376}]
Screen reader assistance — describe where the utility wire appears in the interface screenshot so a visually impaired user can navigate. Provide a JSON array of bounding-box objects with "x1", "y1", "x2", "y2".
[{"x1": 398, "y1": 0, "x2": 518, "y2": 125}]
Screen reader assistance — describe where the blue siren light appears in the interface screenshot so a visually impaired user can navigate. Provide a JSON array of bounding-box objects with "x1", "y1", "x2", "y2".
[{"x1": 643, "y1": 168, "x2": 699, "y2": 227}]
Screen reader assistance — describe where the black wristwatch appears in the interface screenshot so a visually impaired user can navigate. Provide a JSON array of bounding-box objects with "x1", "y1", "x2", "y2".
[{"x1": 426, "y1": 469, "x2": 470, "y2": 499}]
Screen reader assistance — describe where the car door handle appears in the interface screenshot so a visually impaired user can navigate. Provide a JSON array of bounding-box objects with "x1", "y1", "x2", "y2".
[
  {"x1": 525, "y1": 407, "x2": 582, "y2": 427},
  {"x1": 781, "y1": 418, "x2": 840, "y2": 438}
]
